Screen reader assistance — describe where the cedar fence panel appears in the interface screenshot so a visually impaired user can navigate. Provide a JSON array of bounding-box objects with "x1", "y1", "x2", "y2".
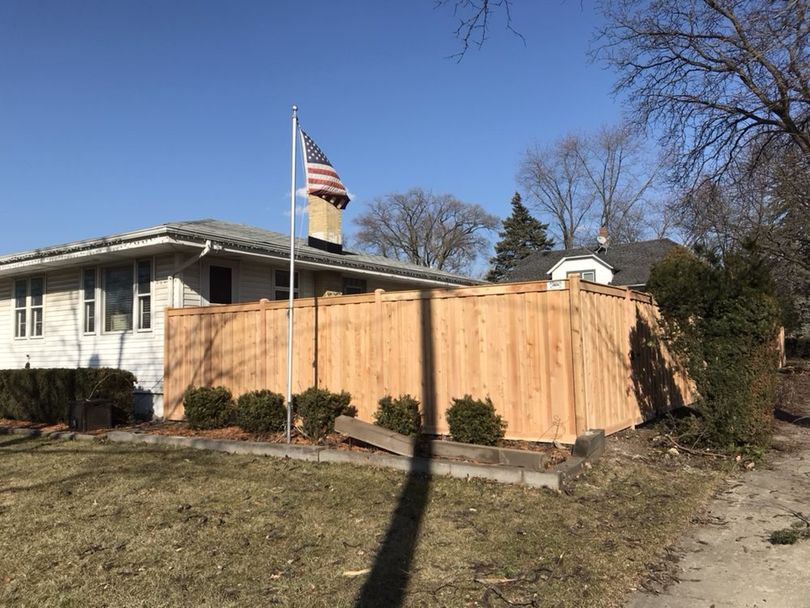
[{"x1": 163, "y1": 277, "x2": 693, "y2": 443}]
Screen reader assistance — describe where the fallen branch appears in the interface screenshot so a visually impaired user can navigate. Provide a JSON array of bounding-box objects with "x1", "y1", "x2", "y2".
[{"x1": 665, "y1": 435, "x2": 728, "y2": 459}]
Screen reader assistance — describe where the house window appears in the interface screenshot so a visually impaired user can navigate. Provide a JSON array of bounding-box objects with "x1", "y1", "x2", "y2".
[
  {"x1": 342, "y1": 277, "x2": 367, "y2": 295},
  {"x1": 137, "y1": 260, "x2": 152, "y2": 329},
  {"x1": 209, "y1": 265, "x2": 232, "y2": 305},
  {"x1": 100, "y1": 260, "x2": 153, "y2": 333},
  {"x1": 274, "y1": 270, "x2": 299, "y2": 301},
  {"x1": 104, "y1": 265, "x2": 134, "y2": 332},
  {"x1": 14, "y1": 279, "x2": 27, "y2": 338},
  {"x1": 83, "y1": 269, "x2": 96, "y2": 334},
  {"x1": 567, "y1": 270, "x2": 596, "y2": 282},
  {"x1": 30, "y1": 278, "x2": 44, "y2": 337},
  {"x1": 13, "y1": 277, "x2": 45, "y2": 338}
]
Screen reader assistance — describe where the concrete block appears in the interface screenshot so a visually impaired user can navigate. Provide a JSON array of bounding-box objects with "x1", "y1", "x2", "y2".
[
  {"x1": 448, "y1": 461, "x2": 524, "y2": 485},
  {"x1": 334, "y1": 415, "x2": 417, "y2": 457},
  {"x1": 424, "y1": 439, "x2": 546, "y2": 470},
  {"x1": 521, "y1": 470, "x2": 562, "y2": 490},
  {"x1": 318, "y1": 449, "x2": 378, "y2": 466},
  {"x1": 425, "y1": 440, "x2": 499, "y2": 464},
  {"x1": 497, "y1": 447, "x2": 547, "y2": 470},
  {"x1": 572, "y1": 429, "x2": 605, "y2": 461},
  {"x1": 106, "y1": 431, "x2": 137, "y2": 443},
  {"x1": 48, "y1": 431, "x2": 76, "y2": 441},
  {"x1": 554, "y1": 456, "x2": 586, "y2": 480}
]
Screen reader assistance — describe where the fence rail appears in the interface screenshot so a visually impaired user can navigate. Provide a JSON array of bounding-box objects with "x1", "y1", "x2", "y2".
[{"x1": 164, "y1": 277, "x2": 693, "y2": 443}]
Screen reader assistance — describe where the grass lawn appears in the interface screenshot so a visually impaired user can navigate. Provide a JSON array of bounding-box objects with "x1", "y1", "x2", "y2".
[{"x1": 0, "y1": 433, "x2": 720, "y2": 607}]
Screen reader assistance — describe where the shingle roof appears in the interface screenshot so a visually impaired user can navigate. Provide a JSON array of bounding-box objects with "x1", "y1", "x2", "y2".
[
  {"x1": 508, "y1": 239, "x2": 682, "y2": 286},
  {"x1": 0, "y1": 219, "x2": 481, "y2": 286}
]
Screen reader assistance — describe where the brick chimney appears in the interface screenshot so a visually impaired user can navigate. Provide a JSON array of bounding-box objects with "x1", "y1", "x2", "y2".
[{"x1": 307, "y1": 194, "x2": 343, "y2": 253}]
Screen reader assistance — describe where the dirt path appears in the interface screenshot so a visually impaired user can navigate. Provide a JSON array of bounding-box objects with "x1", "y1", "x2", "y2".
[{"x1": 627, "y1": 370, "x2": 810, "y2": 608}]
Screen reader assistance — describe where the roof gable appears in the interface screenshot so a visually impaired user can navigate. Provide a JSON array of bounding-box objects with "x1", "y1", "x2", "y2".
[{"x1": 547, "y1": 253, "x2": 614, "y2": 275}]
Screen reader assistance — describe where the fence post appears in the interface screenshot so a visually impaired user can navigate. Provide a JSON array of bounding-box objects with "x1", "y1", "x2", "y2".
[
  {"x1": 163, "y1": 306, "x2": 173, "y2": 418},
  {"x1": 568, "y1": 276, "x2": 589, "y2": 434},
  {"x1": 624, "y1": 288, "x2": 635, "y2": 427},
  {"x1": 374, "y1": 289, "x2": 385, "y2": 401},
  {"x1": 260, "y1": 298, "x2": 269, "y2": 388}
]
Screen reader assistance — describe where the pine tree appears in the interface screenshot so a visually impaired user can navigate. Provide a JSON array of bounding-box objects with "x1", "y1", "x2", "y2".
[{"x1": 486, "y1": 192, "x2": 554, "y2": 282}]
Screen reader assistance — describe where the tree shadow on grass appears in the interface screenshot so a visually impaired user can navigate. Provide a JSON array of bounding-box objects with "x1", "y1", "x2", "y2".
[{"x1": 355, "y1": 295, "x2": 435, "y2": 607}]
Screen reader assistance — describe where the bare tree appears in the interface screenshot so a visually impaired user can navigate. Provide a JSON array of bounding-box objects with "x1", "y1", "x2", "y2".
[
  {"x1": 576, "y1": 123, "x2": 659, "y2": 242},
  {"x1": 353, "y1": 188, "x2": 499, "y2": 275},
  {"x1": 673, "y1": 145, "x2": 810, "y2": 273},
  {"x1": 596, "y1": 0, "x2": 810, "y2": 184},
  {"x1": 519, "y1": 125, "x2": 662, "y2": 248},
  {"x1": 519, "y1": 135, "x2": 593, "y2": 249},
  {"x1": 436, "y1": 0, "x2": 524, "y2": 60}
]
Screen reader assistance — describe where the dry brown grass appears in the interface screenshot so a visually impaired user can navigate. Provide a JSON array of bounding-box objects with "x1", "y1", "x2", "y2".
[{"x1": 0, "y1": 432, "x2": 720, "y2": 607}]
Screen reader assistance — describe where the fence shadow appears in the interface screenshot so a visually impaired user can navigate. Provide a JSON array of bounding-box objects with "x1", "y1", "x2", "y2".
[
  {"x1": 629, "y1": 308, "x2": 686, "y2": 420},
  {"x1": 355, "y1": 295, "x2": 434, "y2": 607}
]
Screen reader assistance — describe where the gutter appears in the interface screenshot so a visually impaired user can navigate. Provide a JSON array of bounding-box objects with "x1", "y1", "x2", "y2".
[
  {"x1": 216, "y1": 245, "x2": 473, "y2": 288},
  {"x1": 168, "y1": 240, "x2": 221, "y2": 307}
]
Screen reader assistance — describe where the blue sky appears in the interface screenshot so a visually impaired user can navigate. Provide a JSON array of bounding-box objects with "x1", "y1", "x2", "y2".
[{"x1": 0, "y1": 0, "x2": 625, "y2": 257}]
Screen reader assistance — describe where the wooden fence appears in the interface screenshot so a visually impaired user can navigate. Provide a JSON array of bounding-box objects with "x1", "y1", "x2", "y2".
[{"x1": 163, "y1": 277, "x2": 693, "y2": 443}]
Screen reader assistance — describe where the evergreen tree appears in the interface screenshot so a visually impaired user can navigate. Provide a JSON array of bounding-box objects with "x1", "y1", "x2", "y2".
[{"x1": 486, "y1": 192, "x2": 554, "y2": 282}]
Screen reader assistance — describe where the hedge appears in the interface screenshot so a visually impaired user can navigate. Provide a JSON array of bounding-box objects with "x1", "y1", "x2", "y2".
[{"x1": 0, "y1": 368, "x2": 137, "y2": 424}]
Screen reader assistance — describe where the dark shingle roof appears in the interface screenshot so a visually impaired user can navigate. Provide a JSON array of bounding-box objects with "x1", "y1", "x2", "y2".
[{"x1": 508, "y1": 239, "x2": 681, "y2": 287}]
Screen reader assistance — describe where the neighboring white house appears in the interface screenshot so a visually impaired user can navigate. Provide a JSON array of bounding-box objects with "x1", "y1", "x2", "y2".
[
  {"x1": 508, "y1": 239, "x2": 681, "y2": 289},
  {"x1": 0, "y1": 212, "x2": 478, "y2": 418}
]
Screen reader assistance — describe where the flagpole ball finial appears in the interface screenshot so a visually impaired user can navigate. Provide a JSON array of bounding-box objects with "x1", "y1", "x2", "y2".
[{"x1": 292, "y1": 104, "x2": 298, "y2": 112}]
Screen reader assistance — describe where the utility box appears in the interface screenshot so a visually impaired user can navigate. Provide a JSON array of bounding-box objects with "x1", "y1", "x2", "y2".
[{"x1": 68, "y1": 399, "x2": 113, "y2": 432}]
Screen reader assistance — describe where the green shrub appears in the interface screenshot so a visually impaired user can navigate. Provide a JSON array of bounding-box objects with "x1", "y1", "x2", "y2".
[
  {"x1": 183, "y1": 386, "x2": 233, "y2": 429},
  {"x1": 445, "y1": 395, "x2": 506, "y2": 446},
  {"x1": 293, "y1": 387, "x2": 354, "y2": 441},
  {"x1": 0, "y1": 368, "x2": 136, "y2": 424},
  {"x1": 235, "y1": 389, "x2": 287, "y2": 433},
  {"x1": 648, "y1": 247, "x2": 782, "y2": 449},
  {"x1": 373, "y1": 394, "x2": 422, "y2": 436}
]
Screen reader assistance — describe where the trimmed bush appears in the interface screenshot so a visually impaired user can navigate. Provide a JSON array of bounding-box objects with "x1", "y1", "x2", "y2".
[
  {"x1": 0, "y1": 368, "x2": 136, "y2": 424},
  {"x1": 648, "y1": 247, "x2": 782, "y2": 449},
  {"x1": 446, "y1": 395, "x2": 506, "y2": 446},
  {"x1": 293, "y1": 387, "x2": 354, "y2": 441},
  {"x1": 373, "y1": 394, "x2": 422, "y2": 436},
  {"x1": 234, "y1": 389, "x2": 287, "y2": 433},
  {"x1": 183, "y1": 386, "x2": 233, "y2": 430}
]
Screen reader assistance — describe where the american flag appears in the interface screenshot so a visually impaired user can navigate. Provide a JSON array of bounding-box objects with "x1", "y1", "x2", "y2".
[{"x1": 300, "y1": 130, "x2": 350, "y2": 209}]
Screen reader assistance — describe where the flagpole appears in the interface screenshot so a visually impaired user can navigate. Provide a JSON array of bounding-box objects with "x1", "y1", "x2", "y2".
[{"x1": 286, "y1": 104, "x2": 298, "y2": 444}]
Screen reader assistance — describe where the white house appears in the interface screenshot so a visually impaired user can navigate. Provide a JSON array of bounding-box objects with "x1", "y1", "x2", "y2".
[{"x1": 0, "y1": 204, "x2": 478, "y2": 418}]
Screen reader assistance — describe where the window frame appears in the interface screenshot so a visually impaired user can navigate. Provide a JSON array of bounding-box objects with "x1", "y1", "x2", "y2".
[
  {"x1": 274, "y1": 269, "x2": 300, "y2": 301},
  {"x1": 567, "y1": 269, "x2": 596, "y2": 282},
  {"x1": 12, "y1": 276, "x2": 45, "y2": 340},
  {"x1": 136, "y1": 259, "x2": 153, "y2": 331},
  {"x1": 82, "y1": 268, "x2": 98, "y2": 335},
  {"x1": 99, "y1": 259, "x2": 154, "y2": 334},
  {"x1": 342, "y1": 276, "x2": 367, "y2": 295}
]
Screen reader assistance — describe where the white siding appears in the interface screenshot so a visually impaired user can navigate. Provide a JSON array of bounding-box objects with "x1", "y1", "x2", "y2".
[
  {"x1": 181, "y1": 263, "x2": 203, "y2": 308},
  {"x1": 0, "y1": 254, "x2": 175, "y2": 417},
  {"x1": 182, "y1": 258, "x2": 315, "y2": 304}
]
